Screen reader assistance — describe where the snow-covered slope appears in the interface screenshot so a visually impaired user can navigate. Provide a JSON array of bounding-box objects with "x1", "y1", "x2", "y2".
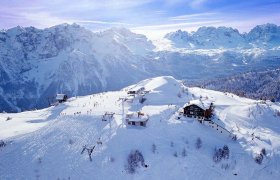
[{"x1": 1, "y1": 76, "x2": 280, "y2": 179}]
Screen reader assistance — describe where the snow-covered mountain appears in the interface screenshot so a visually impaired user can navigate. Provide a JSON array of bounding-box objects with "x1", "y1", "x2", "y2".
[
  {"x1": 1, "y1": 76, "x2": 280, "y2": 179},
  {"x1": 165, "y1": 27, "x2": 246, "y2": 49},
  {"x1": 0, "y1": 24, "x2": 157, "y2": 112},
  {"x1": 1, "y1": 23, "x2": 280, "y2": 112},
  {"x1": 165, "y1": 23, "x2": 280, "y2": 49},
  {"x1": 246, "y1": 24, "x2": 280, "y2": 48}
]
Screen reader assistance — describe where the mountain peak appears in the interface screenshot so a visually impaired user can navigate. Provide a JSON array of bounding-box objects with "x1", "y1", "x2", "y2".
[
  {"x1": 102, "y1": 27, "x2": 148, "y2": 40},
  {"x1": 247, "y1": 23, "x2": 280, "y2": 46},
  {"x1": 253, "y1": 23, "x2": 279, "y2": 29},
  {"x1": 5, "y1": 25, "x2": 27, "y2": 35},
  {"x1": 49, "y1": 23, "x2": 81, "y2": 29}
]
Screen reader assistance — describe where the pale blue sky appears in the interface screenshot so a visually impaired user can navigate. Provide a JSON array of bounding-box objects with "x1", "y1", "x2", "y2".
[{"x1": 1, "y1": 0, "x2": 280, "y2": 38}]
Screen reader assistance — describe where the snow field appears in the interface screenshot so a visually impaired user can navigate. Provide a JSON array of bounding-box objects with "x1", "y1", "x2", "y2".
[{"x1": 0, "y1": 76, "x2": 280, "y2": 179}]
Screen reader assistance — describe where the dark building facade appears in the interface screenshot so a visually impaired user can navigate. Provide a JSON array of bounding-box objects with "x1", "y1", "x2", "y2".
[{"x1": 183, "y1": 103, "x2": 213, "y2": 120}]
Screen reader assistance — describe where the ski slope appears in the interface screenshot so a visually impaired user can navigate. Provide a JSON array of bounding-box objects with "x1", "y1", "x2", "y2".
[{"x1": 0, "y1": 76, "x2": 280, "y2": 180}]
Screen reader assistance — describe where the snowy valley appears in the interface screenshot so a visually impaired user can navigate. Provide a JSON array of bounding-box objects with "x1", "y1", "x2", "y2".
[
  {"x1": 1, "y1": 76, "x2": 280, "y2": 179},
  {"x1": 1, "y1": 23, "x2": 280, "y2": 112}
]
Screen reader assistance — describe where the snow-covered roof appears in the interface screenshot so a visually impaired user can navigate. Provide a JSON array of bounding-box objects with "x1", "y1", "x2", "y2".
[
  {"x1": 185, "y1": 99, "x2": 212, "y2": 110},
  {"x1": 126, "y1": 96, "x2": 134, "y2": 100},
  {"x1": 56, "y1": 94, "x2": 66, "y2": 100},
  {"x1": 128, "y1": 86, "x2": 145, "y2": 92},
  {"x1": 126, "y1": 112, "x2": 149, "y2": 122}
]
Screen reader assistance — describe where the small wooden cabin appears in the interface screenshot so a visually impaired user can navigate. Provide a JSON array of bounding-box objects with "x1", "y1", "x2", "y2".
[
  {"x1": 127, "y1": 87, "x2": 145, "y2": 95},
  {"x1": 56, "y1": 94, "x2": 68, "y2": 103},
  {"x1": 126, "y1": 111, "x2": 149, "y2": 127},
  {"x1": 183, "y1": 100, "x2": 213, "y2": 120}
]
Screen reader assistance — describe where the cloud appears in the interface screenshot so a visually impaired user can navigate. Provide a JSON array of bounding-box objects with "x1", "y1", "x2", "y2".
[
  {"x1": 189, "y1": 0, "x2": 208, "y2": 9},
  {"x1": 133, "y1": 20, "x2": 223, "y2": 30},
  {"x1": 75, "y1": 20, "x2": 132, "y2": 26},
  {"x1": 169, "y1": 12, "x2": 217, "y2": 21},
  {"x1": 20, "y1": 12, "x2": 70, "y2": 28},
  {"x1": 162, "y1": 0, "x2": 209, "y2": 8},
  {"x1": 0, "y1": 0, "x2": 147, "y2": 28},
  {"x1": 14, "y1": 12, "x2": 132, "y2": 29},
  {"x1": 131, "y1": 20, "x2": 223, "y2": 39}
]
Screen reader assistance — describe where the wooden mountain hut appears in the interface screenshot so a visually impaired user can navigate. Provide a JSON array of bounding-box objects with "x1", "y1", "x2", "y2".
[{"x1": 183, "y1": 99, "x2": 213, "y2": 120}]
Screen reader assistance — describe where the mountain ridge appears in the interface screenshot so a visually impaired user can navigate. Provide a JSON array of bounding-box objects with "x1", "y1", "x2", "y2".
[
  {"x1": 165, "y1": 23, "x2": 280, "y2": 49},
  {"x1": 1, "y1": 23, "x2": 280, "y2": 112}
]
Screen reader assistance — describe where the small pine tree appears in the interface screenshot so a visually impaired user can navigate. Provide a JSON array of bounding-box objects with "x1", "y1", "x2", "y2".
[
  {"x1": 109, "y1": 156, "x2": 115, "y2": 163},
  {"x1": 152, "y1": 143, "x2": 156, "y2": 154},
  {"x1": 126, "y1": 150, "x2": 145, "y2": 174},
  {"x1": 182, "y1": 148, "x2": 187, "y2": 157},
  {"x1": 222, "y1": 145, "x2": 230, "y2": 159},
  {"x1": 195, "y1": 138, "x2": 202, "y2": 149},
  {"x1": 255, "y1": 154, "x2": 263, "y2": 165},
  {"x1": 177, "y1": 92, "x2": 182, "y2": 98},
  {"x1": 0, "y1": 140, "x2": 6, "y2": 148},
  {"x1": 213, "y1": 148, "x2": 223, "y2": 163},
  {"x1": 232, "y1": 135, "x2": 237, "y2": 141},
  {"x1": 6, "y1": 117, "x2": 12, "y2": 121},
  {"x1": 170, "y1": 141, "x2": 174, "y2": 147},
  {"x1": 173, "y1": 152, "x2": 178, "y2": 157},
  {"x1": 261, "y1": 148, "x2": 266, "y2": 156},
  {"x1": 213, "y1": 145, "x2": 230, "y2": 163}
]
